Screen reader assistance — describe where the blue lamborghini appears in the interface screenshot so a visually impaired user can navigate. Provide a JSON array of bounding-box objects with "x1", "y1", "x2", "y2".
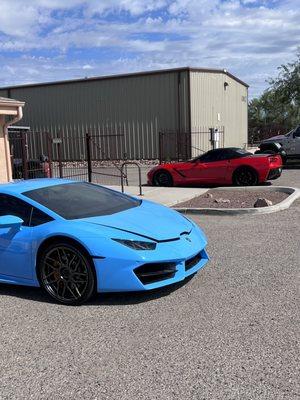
[{"x1": 0, "y1": 179, "x2": 209, "y2": 304}]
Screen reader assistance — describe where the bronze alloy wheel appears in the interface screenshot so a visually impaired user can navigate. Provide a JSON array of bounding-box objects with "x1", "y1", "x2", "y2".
[{"x1": 39, "y1": 242, "x2": 95, "y2": 305}]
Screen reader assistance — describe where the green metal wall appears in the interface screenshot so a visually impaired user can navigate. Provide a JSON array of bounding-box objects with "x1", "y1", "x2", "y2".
[
  {"x1": 0, "y1": 70, "x2": 190, "y2": 160},
  {"x1": 0, "y1": 68, "x2": 248, "y2": 160}
]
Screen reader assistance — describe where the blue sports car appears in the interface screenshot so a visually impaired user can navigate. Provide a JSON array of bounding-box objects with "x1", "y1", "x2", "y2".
[{"x1": 0, "y1": 179, "x2": 209, "y2": 305}]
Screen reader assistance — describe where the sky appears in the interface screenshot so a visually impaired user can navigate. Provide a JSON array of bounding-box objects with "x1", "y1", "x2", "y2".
[{"x1": 0, "y1": 0, "x2": 299, "y2": 98}]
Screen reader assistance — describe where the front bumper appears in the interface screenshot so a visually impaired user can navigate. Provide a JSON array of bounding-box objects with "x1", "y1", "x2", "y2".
[
  {"x1": 93, "y1": 227, "x2": 209, "y2": 292},
  {"x1": 267, "y1": 167, "x2": 282, "y2": 180}
]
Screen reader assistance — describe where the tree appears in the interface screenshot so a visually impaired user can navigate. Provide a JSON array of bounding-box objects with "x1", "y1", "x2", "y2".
[
  {"x1": 248, "y1": 52, "x2": 300, "y2": 143},
  {"x1": 270, "y1": 52, "x2": 300, "y2": 108}
]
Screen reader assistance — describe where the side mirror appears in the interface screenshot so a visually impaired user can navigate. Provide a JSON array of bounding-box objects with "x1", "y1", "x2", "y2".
[{"x1": 0, "y1": 215, "x2": 24, "y2": 229}]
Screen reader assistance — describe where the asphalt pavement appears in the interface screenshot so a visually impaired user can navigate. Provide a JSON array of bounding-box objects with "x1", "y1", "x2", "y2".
[
  {"x1": 273, "y1": 167, "x2": 300, "y2": 188},
  {"x1": 0, "y1": 171, "x2": 299, "y2": 399}
]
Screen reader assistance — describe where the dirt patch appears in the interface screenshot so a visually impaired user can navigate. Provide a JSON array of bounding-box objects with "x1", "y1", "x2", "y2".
[{"x1": 175, "y1": 189, "x2": 289, "y2": 209}]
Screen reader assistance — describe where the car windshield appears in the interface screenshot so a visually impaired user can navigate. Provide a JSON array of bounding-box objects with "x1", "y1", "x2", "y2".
[
  {"x1": 284, "y1": 126, "x2": 300, "y2": 137},
  {"x1": 23, "y1": 182, "x2": 141, "y2": 219}
]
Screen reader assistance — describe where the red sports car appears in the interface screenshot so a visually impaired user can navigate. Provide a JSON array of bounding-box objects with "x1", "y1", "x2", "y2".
[{"x1": 148, "y1": 148, "x2": 282, "y2": 186}]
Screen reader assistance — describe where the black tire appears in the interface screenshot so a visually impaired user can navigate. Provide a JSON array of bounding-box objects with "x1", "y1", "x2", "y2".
[
  {"x1": 233, "y1": 167, "x2": 258, "y2": 186},
  {"x1": 153, "y1": 170, "x2": 173, "y2": 187},
  {"x1": 38, "y1": 241, "x2": 96, "y2": 305}
]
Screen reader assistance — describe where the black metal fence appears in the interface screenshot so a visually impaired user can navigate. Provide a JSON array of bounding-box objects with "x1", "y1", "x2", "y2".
[
  {"x1": 8, "y1": 130, "x2": 127, "y2": 185},
  {"x1": 159, "y1": 128, "x2": 225, "y2": 163}
]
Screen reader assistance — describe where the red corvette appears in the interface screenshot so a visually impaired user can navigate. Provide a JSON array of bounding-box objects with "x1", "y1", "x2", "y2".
[{"x1": 148, "y1": 148, "x2": 282, "y2": 186}]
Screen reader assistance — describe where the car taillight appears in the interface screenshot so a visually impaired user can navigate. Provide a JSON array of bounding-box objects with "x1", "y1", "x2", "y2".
[{"x1": 268, "y1": 155, "x2": 279, "y2": 163}]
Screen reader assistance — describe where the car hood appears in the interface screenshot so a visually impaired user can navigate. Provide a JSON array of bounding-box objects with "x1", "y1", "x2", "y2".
[
  {"x1": 77, "y1": 199, "x2": 192, "y2": 241},
  {"x1": 262, "y1": 134, "x2": 286, "y2": 143}
]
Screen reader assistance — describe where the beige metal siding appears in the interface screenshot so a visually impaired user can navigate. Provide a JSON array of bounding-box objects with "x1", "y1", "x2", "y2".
[
  {"x1": 190, "y1": 71, "x2": 248, "y2": 153},
  {"x1": 6, "y1": 71, "x2": 189, "y2": 160}
]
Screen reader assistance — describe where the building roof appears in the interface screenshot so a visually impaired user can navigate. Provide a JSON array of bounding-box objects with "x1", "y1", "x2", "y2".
[{"x1": 0, "y1": 67, "x2": 249, "y2": 91}]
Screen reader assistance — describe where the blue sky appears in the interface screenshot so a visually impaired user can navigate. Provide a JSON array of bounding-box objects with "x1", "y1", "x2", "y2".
[{"x1": 0, "y1": 0, "x2": 299, "y2": 97}]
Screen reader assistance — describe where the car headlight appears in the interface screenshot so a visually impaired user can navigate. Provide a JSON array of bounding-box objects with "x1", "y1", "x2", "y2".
[{"x1": 112, "y1": 239, "x2": 157, "y2": 250}]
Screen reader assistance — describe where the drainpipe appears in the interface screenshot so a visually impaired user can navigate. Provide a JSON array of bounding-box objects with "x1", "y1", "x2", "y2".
[{"x1": 3, "y1": 106, "x2": 23, "y2": 182}]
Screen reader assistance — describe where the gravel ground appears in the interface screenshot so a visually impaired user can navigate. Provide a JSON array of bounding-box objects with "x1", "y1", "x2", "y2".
[
  {"x1": 175, "y1": 189, "x2": 289, "y2": 208},
  {"x1": 0, "y1": 199, "x2": 299, "y2": 399}
]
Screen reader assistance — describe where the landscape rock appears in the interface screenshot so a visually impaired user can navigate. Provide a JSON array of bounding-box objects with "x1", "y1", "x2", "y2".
[
  {"x1": 254, "y1": 198, "x2": 273, "y2": 208},
  {"x1": 214, "y1": 198, "x2": 230, "y2": 204},
  {"x1": 205, "y1": 193, "x2": 213, "y2": 198}
]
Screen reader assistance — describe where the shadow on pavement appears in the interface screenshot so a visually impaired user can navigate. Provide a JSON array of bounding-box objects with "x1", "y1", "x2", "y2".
[
  {"x1": 0, "y1": 275, "x2": 194, "y2": 306},
  {"x1": 283, "y1": 164, "x2": 300, "y2": 170},
  {"x1": 89, "y1": 276, "x2": 194, "y2": 306}
]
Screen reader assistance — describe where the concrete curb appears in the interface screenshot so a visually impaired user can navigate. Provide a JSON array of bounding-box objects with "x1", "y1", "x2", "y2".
[
  {"x1": 164, "y1": 188, "x2": 209, "y2": 207},
  {"x1": 174, "y1": 186, "x2": 300, "y2": 215}
]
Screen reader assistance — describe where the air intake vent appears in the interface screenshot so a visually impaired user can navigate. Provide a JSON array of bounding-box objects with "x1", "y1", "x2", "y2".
[
  {"x1": 185, "y1": 252, "x2": 202, "y2": 271},
  {"x1": 134, "y1": 262, "x2": 177, "y2": 285}
]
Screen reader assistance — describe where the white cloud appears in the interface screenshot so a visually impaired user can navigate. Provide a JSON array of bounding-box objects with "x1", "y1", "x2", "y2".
[
  {"x1": 84, "y1": 0, "x2": 169, "y2": 16},
  {"x1": 82, "y1": 64, "x2": 93, "y2": 69},
  {"x1": 0, "y1": 0, "x2": 299, "y2": 97}
]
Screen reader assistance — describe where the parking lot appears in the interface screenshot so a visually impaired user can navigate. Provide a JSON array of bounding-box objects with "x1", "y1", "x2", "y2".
[
  {"x1": 0, "y1": 170, "x2": 299, "y2": 400},
  {"x1": 274, "y1": 167, "x2": 300, "y2": 188}
]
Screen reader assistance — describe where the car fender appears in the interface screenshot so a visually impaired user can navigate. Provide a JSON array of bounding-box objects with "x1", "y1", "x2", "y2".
[
  {"x1": 32, "y1": 220, "x2": 156, "y2": 271},
  {"x1": 231, "y1": 163, "x2": 261, "y2": 181},
  {"x1": 150, "y1": 167, "x2": 177, "y2": 185}
]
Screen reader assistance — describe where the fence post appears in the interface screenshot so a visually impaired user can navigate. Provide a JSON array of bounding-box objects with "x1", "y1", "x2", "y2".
[
  {"x1": 21, "y1": 131, "x2": 29, "y2": 179},
  {"x1": 158, "y1": 132, "x2": 163, "y2": 164},
  {"x1": 57, "y1": 135, "x2": 63, "y2": 178},
  {"x1": 46, "y1": 132, "x2": 53, "y2": 178},
  {"x1": 86, "y1": 133, "x2": 92, "y2": 183},
  {"x1": 177, "y1": 130, "x2": 180, "y2": 161},
  {"x1": 185, "y1": 131, "x2": 189, "y2": 160}
]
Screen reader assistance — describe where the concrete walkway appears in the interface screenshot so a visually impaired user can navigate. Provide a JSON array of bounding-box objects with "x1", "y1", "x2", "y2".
[{"x1": 106, "y1": 185, "x2": 209, "y2": 207}]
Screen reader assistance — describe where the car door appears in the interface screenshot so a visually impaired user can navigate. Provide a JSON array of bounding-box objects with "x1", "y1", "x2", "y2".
[
  {"x1": 292, "y1": 126, "x2": 300, "y2": 155},
  {"x1": 0, "y1": 194, "x2": 36, "y2": 280},
  {"x1": 185, "y1": 150, "x2": 231, "y2": 183},
  {"x1": 284, "y1": 126, "x2": 300, "y2": 155}
]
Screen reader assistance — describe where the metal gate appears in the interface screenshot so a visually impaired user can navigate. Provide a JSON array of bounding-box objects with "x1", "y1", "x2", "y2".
[
  {"x1": 159, "y1": 128, "x2": 225, "y2": 163},
  {"x1": 8, "y1": 128, "x2": 51, "y2": 180}
]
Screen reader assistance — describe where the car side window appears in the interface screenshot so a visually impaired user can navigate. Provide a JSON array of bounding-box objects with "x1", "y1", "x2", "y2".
[
  {"x1": 0, "y1": 194, "x2": 32, "y2": 226},
  {"x1": 215, "y1": 151, "x2": 231, "y2": 161},
  {"x1": 200, "y1": 150, "x2": 229, "y2": 162},
  {"x1": 30, "y1": 207, "x2": 53, "y2": 227},
  {"x1": 199, "y1": 151, "x2": 218, "y2": 162},
  {"x1": 0, "y1": 194, "x2": 53, "y2": 227},
  {"x1": 227, "y1": 149, "x2": 242, "y2": 159},
  {"x1": 293, "y1": 127, "x2": 300, "y2": 138}
]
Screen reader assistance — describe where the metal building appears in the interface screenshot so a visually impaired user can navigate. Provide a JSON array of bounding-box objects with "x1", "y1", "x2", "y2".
[{"x1": 0, "y1": 67, "x2": 248, "y2": 160}]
